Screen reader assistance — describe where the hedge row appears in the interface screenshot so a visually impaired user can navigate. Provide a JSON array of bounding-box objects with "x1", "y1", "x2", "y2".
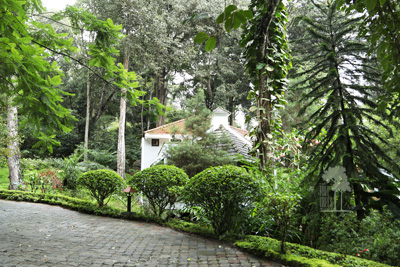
[
  {"x1": 0, "y1": 189, "x2": 392, "y2": 267},
  {"x1": 235, "y1": 235, "x2": 392, "y2": 267},
  {"x1": 0, "y1": 189, "x2": 157, "y2": 222}
]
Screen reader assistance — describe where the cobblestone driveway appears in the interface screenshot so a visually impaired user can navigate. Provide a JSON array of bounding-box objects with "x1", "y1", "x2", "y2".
[{"x1": 0, "y1": 200, "x2": 283, "y2": 266}]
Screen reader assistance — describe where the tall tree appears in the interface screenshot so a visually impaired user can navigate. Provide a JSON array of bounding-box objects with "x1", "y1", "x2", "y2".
[
  {"x1": 182, "y1": 23, "x2": 252, "y2": 117},
  {"x1": 294, "y1": 0, "x2": 400, "y2": 220},
  {"x1": 338, "y1": 0, "x2": 400, "y2": 114},
  {"x1": 1, "y1": 0, "x2": 147, "y2": 187},
  {"x1": 240, "y1": 0, "x2": 291, "y2": 169},
  {"x1": 7, "y1": 98, "x2": 22, "y2": 190},
  {"x1": 77, "y1": 0, "x2": 199, "y2": 126},
  {"x1": 1, "y1": 0, "x2": 75, "y2": 189},
  {"x1": 195, "y1": 0, "x2": 291, "y2": 169},
  {"x1": 117, "y1": 43, "x2": 130, "y2": 179},
  {"x1": 84, "y1": 71, "x2": 91, "y2": 161}
]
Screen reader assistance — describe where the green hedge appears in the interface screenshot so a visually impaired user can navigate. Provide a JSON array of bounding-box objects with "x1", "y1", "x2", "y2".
[
  {"x1": 235, "y1": 235, "x2": 392, "y2": 267},
  {"x1": 77, "y1": 169, "x2": 125, "y2": 207},
  {"x1": 129, "y1": 165, "x2": 189, "y2": 217},
  {"x1": 184, "y1": 165, "x2": 260, "y2": 236},
  {"x1": 0, "y1": 189, "x2": 392, "y2": 267},
  {"x1": 166, "y1": 219, "x2": 214, "y2": 238},
  {"x1": 0, "y1": 189, "x2": 155, "y2": 222}
]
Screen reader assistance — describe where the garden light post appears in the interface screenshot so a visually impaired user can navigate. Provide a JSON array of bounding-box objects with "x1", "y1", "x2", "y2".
[{"x1": 122, "y1": 186, "x2": 135, "y2": 213}]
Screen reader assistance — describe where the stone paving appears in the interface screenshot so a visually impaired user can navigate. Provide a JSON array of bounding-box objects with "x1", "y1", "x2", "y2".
[{"x1": 0, "y1": 200, "x2": 283, "y2": 267}]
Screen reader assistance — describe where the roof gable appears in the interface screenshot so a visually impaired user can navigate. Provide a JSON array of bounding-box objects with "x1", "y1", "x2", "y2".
[{"x1": 212, "y1": 107, "x2": 231, "y2": 115}]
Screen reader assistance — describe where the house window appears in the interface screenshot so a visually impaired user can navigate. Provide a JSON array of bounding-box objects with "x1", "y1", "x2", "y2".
[{"x1": 152, "y1": 139, "x2": 159, "y2": 146}]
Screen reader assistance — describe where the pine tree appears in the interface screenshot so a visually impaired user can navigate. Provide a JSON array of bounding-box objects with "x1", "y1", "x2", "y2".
[{"x1": 294, "y1": 0, "x2": 400, "y2": 220}]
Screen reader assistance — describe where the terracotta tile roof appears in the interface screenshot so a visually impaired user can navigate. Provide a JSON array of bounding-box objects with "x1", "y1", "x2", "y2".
[
  {"x1": 229, "y1": 125, "x2": 250, "y2": 137},
  {"x1": 145, "y1": 118, "x2": 250, "y2": 138},
  {"x1": 144, "y1": 119, "x2": 186, "y2": 135}
]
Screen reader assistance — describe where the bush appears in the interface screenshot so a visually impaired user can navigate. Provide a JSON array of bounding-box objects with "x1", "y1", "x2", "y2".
[
  {"x1": 183, "y1": 165, "x2": 260, "y2": 237},
  {"x1": 88, "y1": 149, "x2": 117, "y2": 170},
  {"x1": 316, "y1": 209, "x2": 400, "y2": 266},
  {"x1": 254, "y1": 192, "x2": 302, "y2": 253},
  {"x1": 129, "y1": 165, "x2": 189, "y2": 217},
  {"x1": 20, "y1": 158, "x2": 51, "y2": 173},
  {"x1": 23, "y1": 168, "x2": 63, "y2": 193},
  {"x1": 77, "y1": 169, "x2": 125, "y2": 206},
  {"x1": 235, "y1": 235, "x2": 391, "y2": 267},
  {"x1": 77, "y1": 161, "x2": 107, "y2": 172}
]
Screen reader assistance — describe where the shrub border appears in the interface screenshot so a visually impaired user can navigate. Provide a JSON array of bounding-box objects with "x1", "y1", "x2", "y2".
[
  {"x1": 0, "y1": 189, "x2": 392, "y2": 267},
  {"x1": 235, "y1": 235, "x2": 392, "y2": 267}
]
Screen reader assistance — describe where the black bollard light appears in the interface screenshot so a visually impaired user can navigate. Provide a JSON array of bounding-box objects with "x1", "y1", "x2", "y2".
[{"x1": 122, "y1": 186, "x2": 135, "y2": 213}]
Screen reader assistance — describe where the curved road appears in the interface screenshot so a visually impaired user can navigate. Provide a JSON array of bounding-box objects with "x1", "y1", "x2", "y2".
[{"x1": 0, "y1": 200, "x2": 283, "y2": 266}]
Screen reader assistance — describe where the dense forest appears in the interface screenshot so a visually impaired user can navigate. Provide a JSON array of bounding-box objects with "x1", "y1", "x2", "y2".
[{"x1": 1, "y1": 0, "x2": 400, "y2": 265}]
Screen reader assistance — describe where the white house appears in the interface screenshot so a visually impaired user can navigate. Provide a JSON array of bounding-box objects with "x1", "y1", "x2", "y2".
[{"x1": 140, "y1": 108, "x2": 252, "y2": 170}]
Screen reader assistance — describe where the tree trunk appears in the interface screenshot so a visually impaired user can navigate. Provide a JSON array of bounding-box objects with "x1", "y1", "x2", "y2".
[
  {"x1": 205, "y1": 75, "x2": 214, "y2": 110},
  {"x1": 84, "y1": 71, "x2": 91, "y2": 161},
  {"x1": 228, "y1": 96, "x2": 234, "y2": 126},
  {"x1": 147, "y1": 86, "x2": 153, "y2": 131},
  {"x1": 257, "y1": 72, "x2": 273, "y2": 169},
  {"x1": 7, "y1": 98, "x2": 22, "y2": 190},
  {"x1": 155, "y1": 68, "x2": 167, "y2": 127},
  {"x1": 117, "y1": 46, "x2": 129, "y2": 180},
  {"x1": 256, "y1": 0, "x2": 281, "y2": 170}
]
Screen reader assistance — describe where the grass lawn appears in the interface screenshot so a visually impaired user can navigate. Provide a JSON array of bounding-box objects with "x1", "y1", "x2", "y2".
[
  {"x1": 0, "y1": 167, "x2": 9, "y2": 189},
  {"x1": 0, "y1": 166, "x2": 131, "y2": 211}
]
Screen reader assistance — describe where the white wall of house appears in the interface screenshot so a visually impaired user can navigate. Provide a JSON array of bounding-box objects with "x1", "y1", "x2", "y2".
[{"x1": 141, "y1": 135, "x2": 171, "y2": 170}]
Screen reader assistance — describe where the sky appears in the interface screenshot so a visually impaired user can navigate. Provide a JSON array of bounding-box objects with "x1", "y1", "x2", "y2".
[{"x1": 41, "y1": 0, "x2": 77, "y2": 11}]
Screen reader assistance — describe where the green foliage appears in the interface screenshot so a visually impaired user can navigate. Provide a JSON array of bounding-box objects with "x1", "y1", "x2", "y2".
[
  {"x1": 240, "y1": 0, "x2": 291, "y2": 168},
  {"x1": 129, "y1": 165, "x2": 189, "y2": 217},
  {"x1": 22, "y1": 168, "x2": 63, "y2": 194},
  {"x1": 0, "y1": 167, "x2": 9, "y2": 189},
  {"x1": 198, "y1": 0, "x2": 291, "y2": 168},
  {"x1": 56, "y1": 6, "x2": 146, "y2": 104},
  {"x1": 317, "y1": 210, "x2": 400, "y2": 266},
  {"x1": 77, "y1": 161, "x2": 107, "y2": 172},
  {"x1": 238, "y1": 157, "x2": 306, "y2": 244},
  {"x1": 0, "y1": 189, "x2": 123, "y2": 217},
  {"x1": 337, "y1": 0, "x2": 400, "y2": 114},
  {"x1": 183, "y1": 91, "x2": 212, "y2": 138},
  {"x1": 59, "y1": 148, "x2": 84, "y2": 190},
  {"x1": 166, "y1": 220, "x2": 214, "y2": 238},
  {"x1": 0, "y1": 0, "x2": 75, "y2": 147},
  {"x1": 77, "y1": 169, "x2": 125, "y2": 206},
  {"x1": 88, "y1": 149, "x2": 116, "y2": 170},
  {"x1": 167, "y1": 137, "x2": 234, "y2": 178},
  {"x1": 194, "y1": 5, "x2": 253, "y2": 49},
  {"x1": 184, "y1": 165, "x2": 260, "y2": 237},
  {"x1": 235, "y1": 235, "x2": 391, "y2": 267},
  {"x1": 293, "y1": 0, "x2": 400, "y2": 219},
  {"x1": 0, "y1": 189, "x2": 393, "y2": 267},
  {"x1": 263, "y1": 192, "x2": 302, "y2": 253}
]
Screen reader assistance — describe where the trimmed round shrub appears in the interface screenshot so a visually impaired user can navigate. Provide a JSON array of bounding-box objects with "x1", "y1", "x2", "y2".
[
  {"x1": 77, "y1": 169, "x2": 125, "y2": 207},
  {"x1": 184, "y1": 165, "x2": 260, "y2": 237},
  {"x1": 129, "y1": 165, "x2": 189, "y2": 217}
]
